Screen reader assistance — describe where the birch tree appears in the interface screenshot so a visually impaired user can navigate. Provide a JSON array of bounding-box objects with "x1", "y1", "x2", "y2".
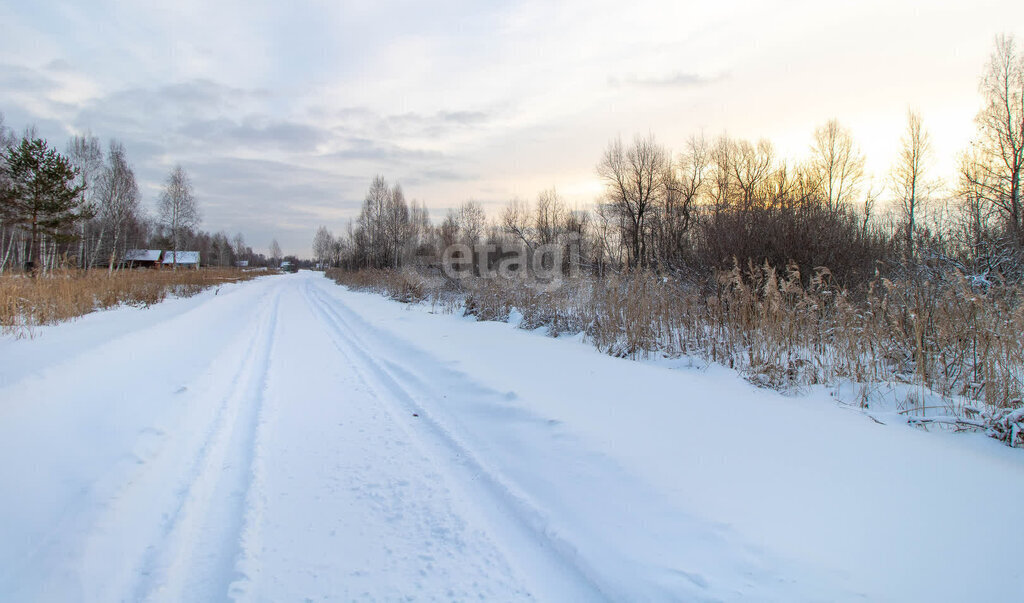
[
  {"x1": 96, "y1": 140, "x2": 140, "y2": 272},
  {"x1": 384, "y1": 182, "x2": 410, "y2": 268},
  {"x1": 962, "y1": 34, "x2": 1024, "y2": 246},
  {"x1": 360, "y1": 175, "x2": 389, "y2": 266},
  {"x1": 66, "y1": 133, "x2": 103, "y2": 268},
  {"x1": 0, "y1": 114, "x2": 16, "y2": 271},
  {"x1": 157, "y1": 165, "x2": 199, "y2": 269},
  {"x1": 811, "y1": 119, "x2": 866, "y2": 214},
  {"x1": 312, "y1": 226, "x2": 333, "y2": 268},
  {"x1": 232, "y1": 232, "x2": 247, "y2": 263},
  {"x1": 269, "y1": 238, "x2": 282, "y2": 266},
  {"x1": 890, "y1": 110, "x2": 935, "y2": 256}
]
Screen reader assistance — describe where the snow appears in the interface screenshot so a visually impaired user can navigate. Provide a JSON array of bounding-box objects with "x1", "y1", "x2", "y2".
[
  {"x1": 162, "y1": 251, "x2": 200, "y2": 265},
  {"x1": 1, "y1": 270, "x2": 1022, "y2": 601},
  {"x1": 124, "y1": 249, "x2": 163, "y2": 262}
]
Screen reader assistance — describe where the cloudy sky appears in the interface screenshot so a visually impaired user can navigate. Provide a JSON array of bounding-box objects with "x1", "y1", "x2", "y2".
[{"x1": 2, "y1": 0, "x2": 1021, "y2": 255}]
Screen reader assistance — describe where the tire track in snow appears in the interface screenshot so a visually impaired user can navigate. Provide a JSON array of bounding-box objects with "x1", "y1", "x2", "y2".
[
  {"x1": 46, "y1": 283, "x2": 282, "y2": 602},
  {"x1": 301, "y1": 279, "x2": 610, "y2": 601},
  {"x1": 130, "y1": 286, "x2": 281, "y2": 602},
  {"x1": 231, "y1": 284, "x2": 537, "y2": 599},
  {"x1": 0, "y1": 284, "x2": 279, "y2": 602},
  {"x1": 306, "y1": 279, "x2": 856, "y2": 601}
]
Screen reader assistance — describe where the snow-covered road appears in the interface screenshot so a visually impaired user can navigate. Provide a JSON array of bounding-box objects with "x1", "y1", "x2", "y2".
[{"x1": 1, "y1": 271, "x2": 1022, "y2": 601}]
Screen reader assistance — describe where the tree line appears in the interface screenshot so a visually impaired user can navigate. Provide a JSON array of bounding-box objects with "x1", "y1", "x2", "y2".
[
  {"x1": 0, "y1": 122, "x2": 281, "y2": 273},
  {"x1": 319, "y1": 35, "x2": 1024, "y2": 288}
]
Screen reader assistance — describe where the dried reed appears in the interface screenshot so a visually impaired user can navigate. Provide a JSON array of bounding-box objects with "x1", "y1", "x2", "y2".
[
  {"x1": 327, "y1": 264, "x2": 1024, "y2": 446},
  {"x1": 1, "y1": 268, "x2": 259, "y2": 338}
]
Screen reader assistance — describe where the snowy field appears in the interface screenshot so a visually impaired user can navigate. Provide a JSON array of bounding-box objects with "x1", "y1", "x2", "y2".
[{"x1": 1, "y1": 270, "x2": 1022, "y2": 601}]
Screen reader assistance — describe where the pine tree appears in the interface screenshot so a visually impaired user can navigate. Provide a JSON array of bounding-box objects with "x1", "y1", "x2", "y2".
[{"x1": 1, "y1": 137, "x2": 87, "y2": 273}]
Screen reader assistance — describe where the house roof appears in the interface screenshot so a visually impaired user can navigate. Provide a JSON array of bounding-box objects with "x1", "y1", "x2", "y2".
[
  {"x1": 163, "y1": 251, "x2": 200, "y2": 265},
  {"x1": 124, "y1": 249, "x2": 162, "y2": 262}
]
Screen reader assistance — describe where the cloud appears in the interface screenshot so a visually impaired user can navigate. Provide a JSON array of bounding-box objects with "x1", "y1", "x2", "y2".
[
  {"x1": 418, "y1": 168, "x2": 477, "y2": 182},
  {"x1": 43, "y1": 59, "x2": 74, "y2": 73},
  {"x1": 79, "y1": 79, "x2": 267, "y2": 122},
  {"x1": 0, "y1": 63, "x2": 97, "y2": 129},
  {"x1": 608, "y1": 72, "x2": 723, "y2": 89},
  {"x1": 177, "y1": 118, "x2": 326, "y2": 153},
  {"x1": 323, "y1": 138, "x2": 444, "y2": 163},
  {"x1": 312, "y1": 106, "x2": 497, "y2": 141},
  {"x1": 0, "y1": 64, "x2": 59, "y2": 95},
  {"x1": 182, "y1": 156, "x2": 364, "y2": 246},
  {"x1": 5, "y1": 0, "x2": 1018, "y2": 257},
  {"x1": 380, "y1": 110, "x2": 493, "y2": 138}
]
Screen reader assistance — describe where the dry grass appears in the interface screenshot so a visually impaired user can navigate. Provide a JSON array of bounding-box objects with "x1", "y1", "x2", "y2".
[
  {"x1": 0, "y1": 268, "x2": 260, "y2": 338},
  {"x1": 327, "y1": 267, "x2": 465, "y2": 312},
  {"x1": 328, "y1": 264, "x2": 1024, "y2": 446}
]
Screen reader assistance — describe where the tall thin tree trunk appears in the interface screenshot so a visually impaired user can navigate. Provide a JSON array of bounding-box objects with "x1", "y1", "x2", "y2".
[
  {"x1": 90, "y1": 225, "x2": 106, "y2": 269},
  {"x1": 27, "y1": 208, "x2": 39, "y2": 275},
  {"x1": 0, "y1": 230, "x2": 15, "y2": 273},
  {"x1": 79, "y1": 222, "x2": 86, "y2": 270},
  {"x1": 108, "y1": 226, "x2": 121, "y2": 274}
]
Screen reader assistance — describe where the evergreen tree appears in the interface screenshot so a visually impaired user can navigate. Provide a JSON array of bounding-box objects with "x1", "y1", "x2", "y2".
[{"x1": 1, "y1": 137, "x2": 87, "y2": 273}]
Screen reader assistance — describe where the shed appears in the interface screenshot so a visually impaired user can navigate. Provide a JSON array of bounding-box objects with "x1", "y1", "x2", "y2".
[
  {"x1": 123, "y1": 249, "x2": 163, "y2": 268},
  {"x1": 163, "y1": 251, "x2": 201, "y2": 269}
]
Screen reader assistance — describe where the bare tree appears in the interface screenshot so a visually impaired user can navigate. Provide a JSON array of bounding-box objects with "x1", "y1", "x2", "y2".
[
  {"x1": 891, "y1": 110, "x2": 936, "y2": 256},
  {"x1": 457, "y1": 200, "x2": 486, "y2": 245},
  {"x1": 95, "y1": 140, "x2": 140, "y2": 272},
  {"x1": 384, "y1": 182, "x2": 410, "y2": 268},
  {"x1": 956, "y1": 147, "x2": 1002, "y2": 262},
  {"x1": 501, "y1": 198, "x2": 534, "y2": 249},
  {"x1": 157, "y1": 164, "x2": 200, "y2": 269},
  {"x1": 331, "y1": 237, "x2": 345, "y2": 267},
  {"x1": 269, "y1": 238, "x2": 282, "y2": 266},
  {"x1": 860, "y1": 180, "x2": 882, "y2": 236},
  {"x1": 811, "y1": 119, "x2": 866, "y2": 213},
  {"x1": 439, "y1": 210, "x2": 459, "y2": 248},
  {"x1": 534, "y1": 188, "x2": 566, "y2": 246},
  {"x1": 963, "y1": 34, "x2": 1024, "y2": 246},
  {"x1": 708, "y1": 135, "x2": 736, "y2": 211},
  {"x1": 409, "y1": 200, "x2": 431, "y2": 247},
  {"x1": 66, "y1": 133, "x2": 104, "y2": 268},
  {"x1": 232, "y1": 232, "x2": 247, "y2": 263},
  {"x1": 658, "y1": 135, "x2": 708, "y2": 267},
  {"x1": 312, "y1": 225, "x2": 333, "y2": 268},
  {"x1": 366, "y1": 175, "x2": 390, "y2": 265},
  {"x1": 211, "y1": 231, "x2": 233, "y2": 266},
  {"x1": 732, "y1": 138, "x2": 775, "y2": 206},
  {"x1": 351, "y1": 176, "x2": 415, "y2": 268},
  {"x1": 597, "y1": 134, "x2": 668, "y2": 267}
]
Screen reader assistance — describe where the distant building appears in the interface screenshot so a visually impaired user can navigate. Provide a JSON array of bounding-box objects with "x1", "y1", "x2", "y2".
[
  {"x1": 235, "y1": 260, "x2": 249, "y2": 268},
  {"x1": 163, "y1": 251, "x2": 201, "y2": 269},
  {"x1": 123, "y1": 249, "x2": 163, "y2": 268}
]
